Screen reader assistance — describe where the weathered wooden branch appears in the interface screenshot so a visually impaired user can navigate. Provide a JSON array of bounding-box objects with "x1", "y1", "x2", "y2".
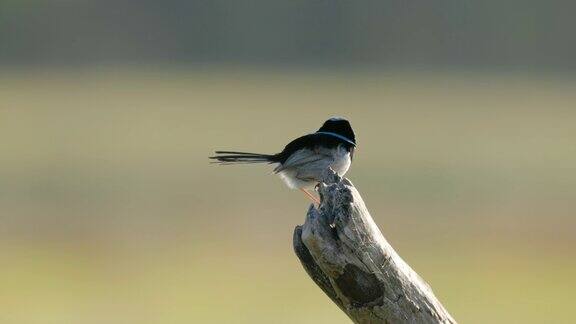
[{"x1": 293, "y1": 170, "x2": 456, "y2": 324}]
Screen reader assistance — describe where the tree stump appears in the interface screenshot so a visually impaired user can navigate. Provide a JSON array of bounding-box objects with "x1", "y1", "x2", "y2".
[{"x1": 293, "y1": 170, "x2": 456, "y2": 324}]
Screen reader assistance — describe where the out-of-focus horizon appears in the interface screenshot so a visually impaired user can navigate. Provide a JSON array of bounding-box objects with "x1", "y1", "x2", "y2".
[
  {"x1": 2, "y1": 0, "x2": 576, "y2": 70},
  {"x1": 1, "y1": 1, "x2": 575, "y2": 324}
]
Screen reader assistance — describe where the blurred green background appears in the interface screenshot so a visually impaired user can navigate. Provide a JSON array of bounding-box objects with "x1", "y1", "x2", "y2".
[{"x1": 1, "y1": 1, "x2": 575, "y2": 324}]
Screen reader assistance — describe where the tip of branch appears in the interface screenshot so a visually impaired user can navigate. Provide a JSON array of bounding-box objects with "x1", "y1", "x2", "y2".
[
  {"x1": 316, "y1": 168, "x2": 354, "y2": 214},
  {"x1": 320, "y1": 168, "x2": 342, "y2": 185}
]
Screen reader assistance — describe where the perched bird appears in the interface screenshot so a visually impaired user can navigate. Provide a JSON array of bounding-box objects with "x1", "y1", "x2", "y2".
[{"x1": 210, "y1": 117, "x2": 356, "y2": 203}]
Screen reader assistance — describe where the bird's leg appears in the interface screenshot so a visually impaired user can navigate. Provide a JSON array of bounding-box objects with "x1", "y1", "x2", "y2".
[{"x1": 300, "y1": 188, "x2": 321, "y2": 205}]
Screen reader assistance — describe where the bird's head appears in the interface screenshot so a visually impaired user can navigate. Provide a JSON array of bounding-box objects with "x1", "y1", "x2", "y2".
[{"x1": 317, "y1": 117, "x2": 356, "y2": 146}]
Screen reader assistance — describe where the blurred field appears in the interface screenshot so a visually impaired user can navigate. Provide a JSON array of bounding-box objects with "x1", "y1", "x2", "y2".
[{"x1": 1, "y1": 68, "x2": 575, "y2": 323}]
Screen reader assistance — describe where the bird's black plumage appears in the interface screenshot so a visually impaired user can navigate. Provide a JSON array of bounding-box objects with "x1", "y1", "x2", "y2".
[
  {"x1": 317, "y1": 117, "x2": 356, "y2": 145},
  {"x1": 210, "y1": 117, "x2": 356, "y2": 165},
  {"x1": 274, "y1": 133, "x2": 354, "y2": 163}
]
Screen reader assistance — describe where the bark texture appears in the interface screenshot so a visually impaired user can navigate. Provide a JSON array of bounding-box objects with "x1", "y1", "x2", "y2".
[{"x1": 293, "y1": 170, "x2": 456, "y2": 324}]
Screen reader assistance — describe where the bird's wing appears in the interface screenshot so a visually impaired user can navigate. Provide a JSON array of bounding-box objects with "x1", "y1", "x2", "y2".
[{"x1": 273, "y1": 148, "x2": 331, "y2": 173}]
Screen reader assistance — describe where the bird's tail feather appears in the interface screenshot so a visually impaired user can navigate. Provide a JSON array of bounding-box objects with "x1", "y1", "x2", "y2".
[{"x1": 209, "y1": 151, "x2": 276, "y2": 165}]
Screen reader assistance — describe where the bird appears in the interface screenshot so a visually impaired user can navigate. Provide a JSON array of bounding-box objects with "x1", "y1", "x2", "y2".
[{"x1": 209, "y1": 117, "x2": 356, "y2": 204}]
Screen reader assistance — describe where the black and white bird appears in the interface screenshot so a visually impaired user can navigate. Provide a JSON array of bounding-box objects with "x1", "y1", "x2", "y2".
[{"x1": 210, "y1": 117, "x2": 356, "y2": 203}]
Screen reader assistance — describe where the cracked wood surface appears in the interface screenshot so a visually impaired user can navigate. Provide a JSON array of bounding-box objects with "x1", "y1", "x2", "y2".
[{"x1": 293, "y1": 170, "x2": 456, "y2": 324}]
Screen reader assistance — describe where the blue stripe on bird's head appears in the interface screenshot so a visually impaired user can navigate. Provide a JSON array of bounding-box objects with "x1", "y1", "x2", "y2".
[{"x1": 316, "y1": 117, "x2": 356, "y2": 146}]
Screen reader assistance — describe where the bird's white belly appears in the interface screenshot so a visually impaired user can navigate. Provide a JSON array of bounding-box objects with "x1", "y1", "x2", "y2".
[
  {"x1": 331, "y1": 150, "x2": 351, "y2": 176},
  {"x1": 277, "y1": 146, "x2": 351, "y2": 189}
]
